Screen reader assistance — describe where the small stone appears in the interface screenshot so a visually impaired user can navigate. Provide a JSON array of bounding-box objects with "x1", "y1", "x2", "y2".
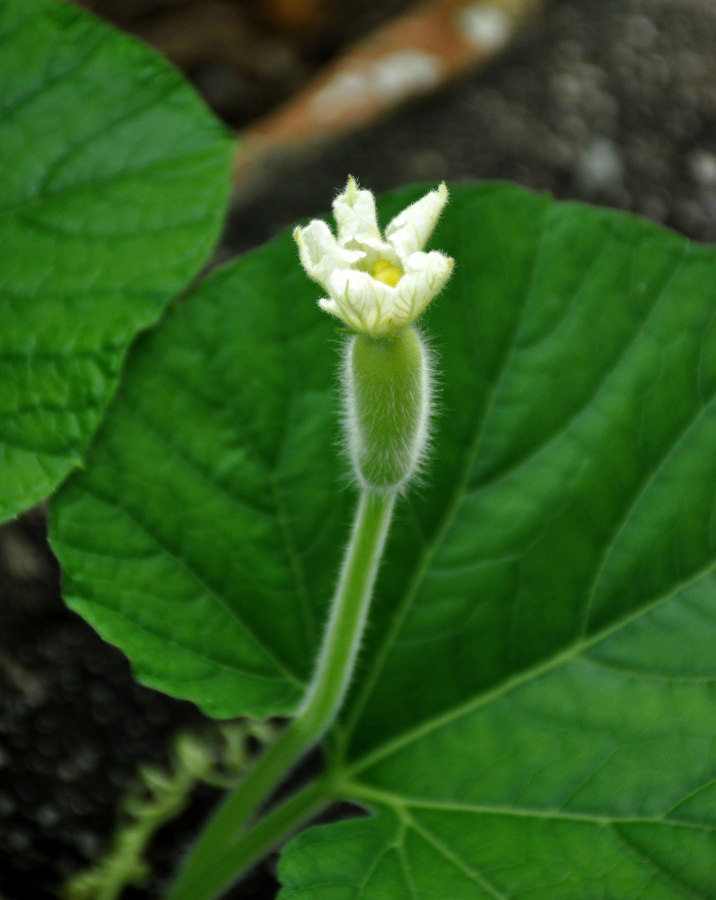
[
  {"x1": 0, "y1": 793, "x2": 17, "y2": 816},
  {"x1": 687, "y1": 149, "x2": 716, "y2": 187},
  {"x1": 575, "y1": 136, "x2": 624, "y2": 192},
  {"x1": 6, "y1": 828, "x2": 30, "y2": 853},
  {"x1": 35, "y1": 804, "x2": 61, "y2": 829},
  {"x1": 456, "y1": 3, "x2": 511, "y2": 53},
  {"x1": 73, "y1": 829, "x2": 101, "y2": 859},
  {"x1": 0, "y1": 526, "x2": 49, "y2": 581},
  {"x1": 624, "y1": 14, "x2": 658, "y2": 50}
]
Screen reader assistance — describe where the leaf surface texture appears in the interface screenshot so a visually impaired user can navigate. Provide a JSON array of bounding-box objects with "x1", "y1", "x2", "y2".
[{"x1": 50, "y1": 185, "x2": 716, "y2": 893}]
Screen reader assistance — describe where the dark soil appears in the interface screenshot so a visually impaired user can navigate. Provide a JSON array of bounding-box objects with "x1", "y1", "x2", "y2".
[
  {"x1": 2, "y1": 0, "x2": 715, "y2": 898},
  {"x1": 226, "y1": 0, "x2": 716, "y2": 252}
]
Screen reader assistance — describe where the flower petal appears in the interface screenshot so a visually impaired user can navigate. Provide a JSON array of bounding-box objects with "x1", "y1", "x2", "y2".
[
  {"x1": 393, "y1": 250, "x2": 454, "y2": 322},
  {"x1": 327, "y1": 268, "x2": 397, "y2": 336},
  {"x1": 317, "y1": 296, "x2": 345, "y2": 323},
  {"x1": 333, "y1": 176, "x2": 381, "y2": 246},
  {"x1": 294, "y1": 219, "x2": 363, "y2": 290},
  {"x1": 298, "y1": 179, "x2": 454, "y2": 336},
  {"x1": 385, "y1": 182, "x2": 449, "y2": 262},
  {"x1": 349, "y1": 234, "x2": 401, "y2": 269}
]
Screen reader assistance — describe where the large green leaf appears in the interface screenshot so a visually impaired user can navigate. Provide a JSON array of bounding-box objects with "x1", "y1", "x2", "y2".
[
  {"x1": 49, "y1": 233, "x2": 350, "y2": 718},
  {"x1": 50, "y1": 184, "x2": 716, "y2": 893},
  {"x1": 0, "y1": 0, "x2": 233, "y2": 522}
]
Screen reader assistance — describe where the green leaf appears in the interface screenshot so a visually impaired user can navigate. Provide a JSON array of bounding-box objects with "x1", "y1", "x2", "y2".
[
  {"x1": 0, "y1": 0, "x2": 233, "y2": 522},
  {"x1": 49, "y1": 233, "x2": 351, "y2": 718},
  {"x1": 50, "y1": 183, "x2": 716, "y2": 893}
]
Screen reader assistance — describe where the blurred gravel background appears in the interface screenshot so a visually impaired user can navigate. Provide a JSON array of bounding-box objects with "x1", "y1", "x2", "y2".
[{"x1": 2, "y1": 1, "x2": 716, "y2": 897}]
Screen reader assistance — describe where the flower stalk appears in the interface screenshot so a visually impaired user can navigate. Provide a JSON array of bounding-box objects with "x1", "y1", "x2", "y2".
[
  {"x1": 168, "y1": 490, "x2": 396, "y2": 900},
  {"x1": 168, "y1": 179, "x2": 453, "y2": 900}
]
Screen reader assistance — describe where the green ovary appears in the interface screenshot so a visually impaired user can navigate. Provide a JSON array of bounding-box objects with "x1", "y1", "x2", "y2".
[{"x1": 345, "y1": 326, "x2": 431, "y2": 492}]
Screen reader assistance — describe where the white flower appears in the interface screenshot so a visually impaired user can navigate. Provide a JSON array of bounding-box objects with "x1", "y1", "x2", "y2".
[{"x1": 294, "y1": 177, "x2": 454, "y2": 337}]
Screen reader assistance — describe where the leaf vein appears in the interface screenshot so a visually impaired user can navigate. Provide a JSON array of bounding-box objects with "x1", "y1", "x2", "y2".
[
  {"x1": 67, "y1": 593, "x2": 294, "y2": 684},
  {"x1": 347, "y1": 555, "x2": 716, "y2": 775},
  {"x1": 405, "y1": 810, "x2": 508, "y2": 899},
  {"x1": 609, "y1": 823, "x2": 706, "y2": 899},
  {"x1": 578, "y1": 244, "x2": 694, "y2": 634},
  {"x1": 0, "y1": 28, "x2": 110, "y2": 129},
  {"x1": 75, "y1": 480, "x2": 304, "y2": 686},
  {"x1": 342, "y1": 783, "x2": 716, "y2": 832}
]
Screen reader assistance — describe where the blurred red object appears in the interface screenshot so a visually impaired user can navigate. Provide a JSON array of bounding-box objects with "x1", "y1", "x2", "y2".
[
  {"x1": 258, "y1": 0, "x2": 325, "y2": 33},
  {"x1": 234, "y1": 0, "x2": 543, "y2": 179}
]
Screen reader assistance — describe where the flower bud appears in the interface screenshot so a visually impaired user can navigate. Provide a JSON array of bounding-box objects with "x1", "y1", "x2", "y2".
[{"x1": 343, "y1": 326, "x2": 432, "y2": 492}]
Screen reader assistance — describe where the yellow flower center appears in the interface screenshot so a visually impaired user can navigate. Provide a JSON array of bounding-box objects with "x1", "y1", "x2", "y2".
[{"x1": 371, "y1": 258, "x2": 403, "y2": 287}]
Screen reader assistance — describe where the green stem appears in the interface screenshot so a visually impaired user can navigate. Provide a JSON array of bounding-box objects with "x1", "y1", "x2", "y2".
[
  {"x1": 170, "y1": 778, "x2": 333, "y2": 900},
  {"x1": 168, "y1": 489, "x2": 397, "y2": 900}
]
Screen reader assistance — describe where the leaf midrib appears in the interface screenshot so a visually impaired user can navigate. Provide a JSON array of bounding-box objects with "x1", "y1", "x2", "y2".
[
  {"x1": 0, "y1": 143, "x2": 220, "y2": 220},
  {"x1": 74, "y1": 478, "x2": 305, "y2": 687},
  {"x1": 0, "y1": 15, "x2": 109, "y2": 123},
  {"x1": 336, "y1": 210, "x2": 716, "y2": 778},
  {"x1": 341, "y1": 784, "x2": 716, "y2": 832},
  {"x1": 343, "y1": 552, "x2": 716, "y2": 778},
  {"x1": 65, "y1": 589, "x2": 296, "y2": 684},
  {"x1": 610, "y1": 823, "x2": 706, "y2": 899},
  {"x1": 578, "y1": 241, "x2": 690, "y2": 635}
]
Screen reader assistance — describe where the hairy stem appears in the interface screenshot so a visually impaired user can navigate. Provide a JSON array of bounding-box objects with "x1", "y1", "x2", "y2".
[
  {"x1": 171, "y1": 778, "x2": 333, "y2": 900},
  {"x1": 168, "y1": 489, "x2": 396, "y2": 900}
]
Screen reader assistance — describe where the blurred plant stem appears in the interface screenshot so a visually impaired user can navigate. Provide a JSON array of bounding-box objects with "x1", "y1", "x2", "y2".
[{"x1": 61, "y1": 721, "x2": 276, "y2": 900}]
